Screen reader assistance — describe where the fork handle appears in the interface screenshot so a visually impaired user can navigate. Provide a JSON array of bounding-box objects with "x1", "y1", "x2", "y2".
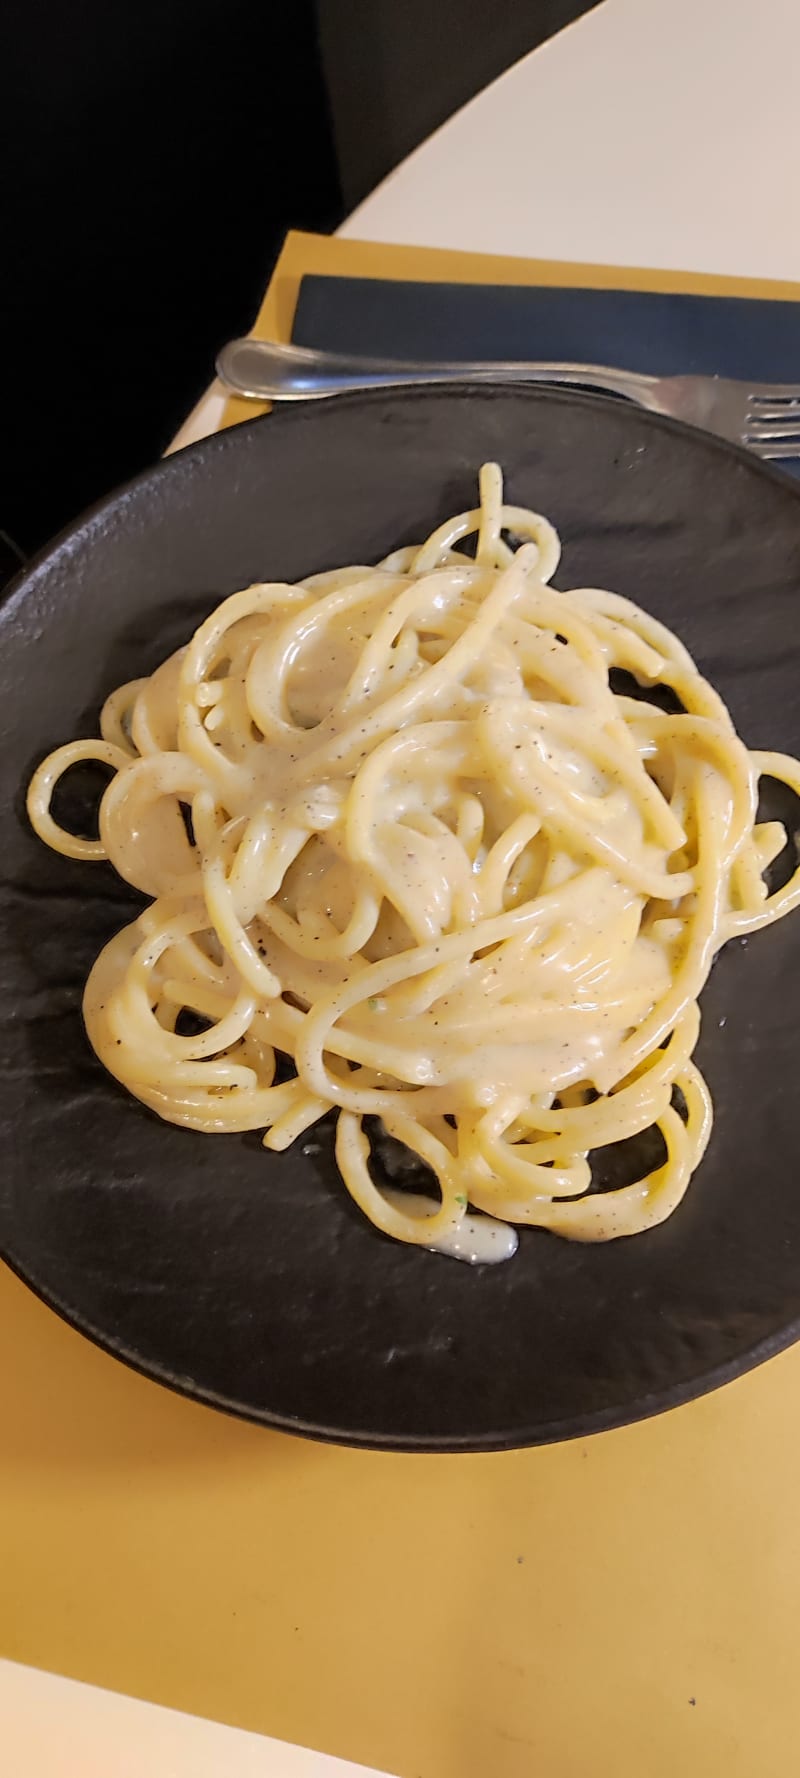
[{"x1": 216, "y1": 338, "x2": 660, "y2": 407}]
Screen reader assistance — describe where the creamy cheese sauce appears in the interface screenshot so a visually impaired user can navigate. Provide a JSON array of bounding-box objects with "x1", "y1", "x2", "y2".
[{"x1": 28, "y1": 465, "x2": 800, "y2": 1261}]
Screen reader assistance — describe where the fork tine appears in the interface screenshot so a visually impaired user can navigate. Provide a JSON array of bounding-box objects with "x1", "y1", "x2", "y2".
[
  {"x1": 748, "y1": 384, "x2": 800, "y2": 401},
  {"x1": 748, "y1": 440, "x2": 800, "y2": 461},
  {"x1": 748, "y1": 401, "x2": 800, "y2": 420},
  {"x1": 746, "y1": 419, "x2": 800, "y2": 442}
]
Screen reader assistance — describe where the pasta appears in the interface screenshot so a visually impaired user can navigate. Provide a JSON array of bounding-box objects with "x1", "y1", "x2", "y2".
[{"x1": 27, "y1": 464, "x2": 800, "y2": 1264}]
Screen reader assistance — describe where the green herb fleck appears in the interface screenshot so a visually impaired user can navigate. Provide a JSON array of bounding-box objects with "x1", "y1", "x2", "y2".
[{"x1": 454, "y1": 1193, "x2": 468, "y2": 1207}]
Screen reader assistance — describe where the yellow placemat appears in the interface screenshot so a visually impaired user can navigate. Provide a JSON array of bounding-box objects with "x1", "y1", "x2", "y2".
[{"x1": 4, "y1": 230, "x2": 800, "y2": 1778}]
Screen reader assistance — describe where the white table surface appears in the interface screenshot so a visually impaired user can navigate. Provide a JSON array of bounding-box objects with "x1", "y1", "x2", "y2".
[
  {"x1": 176, "y1": 0, "x2": 800, "y2": 456},
  {"x1": 0, "y1": 1661, "x2": 391, "y2": 1778},
  {"x1": 18, "y1": 0, "x2": 800, "y2": 1766},
  {"x1": 343, "y1": 0, "x2": 800, "y2": 283}
]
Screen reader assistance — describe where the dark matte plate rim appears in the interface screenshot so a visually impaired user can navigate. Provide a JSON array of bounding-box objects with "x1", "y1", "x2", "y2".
[
  {"x1": 4, "y1": 384, "x2": 799, "y2": 616},
  {"x1": 3, "y1": 1239, "x2": 799, "y2": 1452},
  {"x1": 4, "y1": 383, "x2": 800, "y2": 1452}
]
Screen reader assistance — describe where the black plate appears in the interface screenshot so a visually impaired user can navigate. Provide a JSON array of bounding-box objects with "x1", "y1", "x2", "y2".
[{"x1": 3, "y1": 387, "x2": 800, "y2": 1451}]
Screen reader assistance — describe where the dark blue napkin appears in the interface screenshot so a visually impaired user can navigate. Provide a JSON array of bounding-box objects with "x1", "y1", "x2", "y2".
[{"x1": 292, "y1": 274, "x2": 800, "y2": 471}]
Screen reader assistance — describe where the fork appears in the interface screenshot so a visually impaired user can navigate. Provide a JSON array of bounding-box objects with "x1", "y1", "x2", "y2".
[{"x1": 216, "y1": 338, "x2": 800, "y2": 462}]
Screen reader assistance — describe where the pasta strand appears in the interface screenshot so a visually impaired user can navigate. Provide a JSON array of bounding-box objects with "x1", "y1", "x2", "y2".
[{"x1": 26, "y1": 465, "x2": 800, "y2": 1264}]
